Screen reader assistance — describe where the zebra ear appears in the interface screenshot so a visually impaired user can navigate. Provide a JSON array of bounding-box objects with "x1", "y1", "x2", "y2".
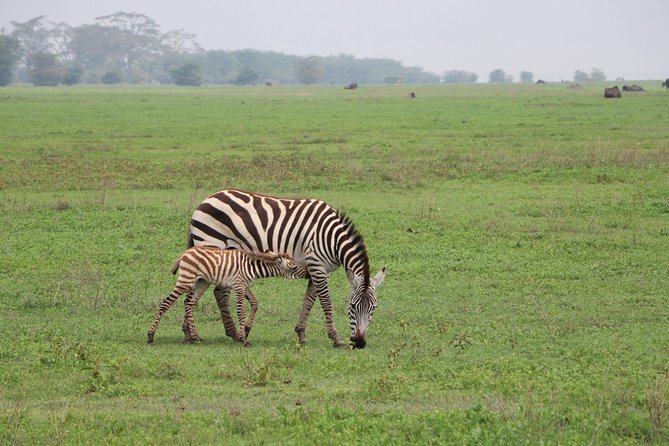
[
  {"x1": 371, "y1": 266, "x2": 387, "y2": 290},
  {"x1": 347, "y1": 269, "x2": 363, "y2": 288}
]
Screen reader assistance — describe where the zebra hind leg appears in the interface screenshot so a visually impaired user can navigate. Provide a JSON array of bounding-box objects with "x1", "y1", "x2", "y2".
[
  {"x1": 148, "y1": 284, "x2": 188, "y2": 344},
  {"x1": 313, "y1": 278, "x2": 346, "y2": 348}
]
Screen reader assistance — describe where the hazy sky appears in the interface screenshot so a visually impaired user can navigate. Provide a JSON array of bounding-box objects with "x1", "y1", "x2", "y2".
[{"x1": 2, "y1": 0, "x2": 667, "y2": 81}]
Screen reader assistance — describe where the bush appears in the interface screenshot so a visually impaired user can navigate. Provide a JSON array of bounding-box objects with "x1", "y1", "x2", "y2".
[
  {"x1": 30, "y1": 52, "x2": 61, "y2": 86},
  {"x1": 62, "y1": 66, "x2": 82, "y2": 86},
  {"x1": 101, "y1": 71, "x2": 122, "y2": 84},
  {"x1": 0, "y1": 35, "x2": 20, "y2": 86},
  {"x1": 169, "y1": 62, "x2": 202, "y2": 86}
]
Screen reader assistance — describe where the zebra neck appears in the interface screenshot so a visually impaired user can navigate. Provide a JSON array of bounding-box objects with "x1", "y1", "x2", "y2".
[
  {"x1": 334, "y1": 213, "x2": 370, "y2": 286},
  {"x1": 251, "y1": 259, "x2": 279, "y2": 278}
]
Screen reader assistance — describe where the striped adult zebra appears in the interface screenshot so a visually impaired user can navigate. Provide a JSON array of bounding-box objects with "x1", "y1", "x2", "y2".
[
  {"x1": 147, "y1": 246, "x2": 307, "y2": 345},
  {"x1": 189, "y1": 189, "x2": 386, "y2": 349}
]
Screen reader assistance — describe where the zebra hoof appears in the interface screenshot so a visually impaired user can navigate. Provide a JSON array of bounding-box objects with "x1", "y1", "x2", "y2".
[
  {"x1": 295, "y1": 328, "x2": 307, "y2": 345},
  {"x1": 333, "y1": 341, "x2": 347, "y2": 349}
]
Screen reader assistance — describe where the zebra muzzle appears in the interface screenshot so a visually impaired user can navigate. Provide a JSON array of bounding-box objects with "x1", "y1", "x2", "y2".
[{"x1": 350, "y1": 336, "x2": 366, "y2": 349}]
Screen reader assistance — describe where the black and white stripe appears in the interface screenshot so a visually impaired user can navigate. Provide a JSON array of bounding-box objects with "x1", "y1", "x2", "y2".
[
  {"x1": 147, "y1": 247, "x2": 307, "y2": 345},
  {"x1": 189, "y1": 189, "x2": 386, "y2": 348}
]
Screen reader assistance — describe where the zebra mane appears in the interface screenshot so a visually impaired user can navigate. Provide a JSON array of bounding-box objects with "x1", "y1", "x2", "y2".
[
  {"x1": 337, "y1": 211, "x2": 371, "y2": 286},
  {"x1": 193, "y1": 246, "x2": 291, "y2": 264},
  {"x1": 247, "y1": 250, "x2": 291, "y2": 264}
]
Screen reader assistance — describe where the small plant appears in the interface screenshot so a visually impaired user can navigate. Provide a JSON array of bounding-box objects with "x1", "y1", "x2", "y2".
[
  {"x1": 369, "y1": 345, "x2": 406, "y2": 400},
  {"x1": 399, "y1": 319, "x2": 409, "y2": 336},
  {"x1": 647, "y1": 373, "x2": 669, "y2": 436},
  {"x1": 51, "y1": 200, "x2": 71, "y2": 211},
  {"x1": 438, "y1": 320, "x2": 450, "y2": 336},
  {"x1": 240, "y1": 350, "x2": 276, "y2": 387},
  {"x1": 450, "y1": 333, "x2": 473, "y2": 354}
]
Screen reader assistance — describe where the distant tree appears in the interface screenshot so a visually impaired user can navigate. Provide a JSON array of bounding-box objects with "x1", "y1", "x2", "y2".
[
  {"x1": 200, "y1": 50, "x2": 240, "y2": 84},
  {"x1": 295, "y1": 56, "x2": 323, "y2": 84},
  {"x1": 48, "y1": 21, "x2": 74, "y2": 64},
  {"x1": 0, "y1": 35, "x2": 21, "y2": 85},
  {"x1": 520, "y1": 71, "x2": 534, "y2": 83},
  {"x1": 573, "y1": 70, "x2": 589, "y2": 82},
  {"x1": 93, "y1": 12, "x2": 161, "y2": 83},
  {"x1": 161, "y1": 29, "x2": 201, "y2": 55},
  {"x1": 589, "y1": 67, "x2": 606, "y2": 82},
  {"x1": 30, "y1": 52, "x2": 61, "y2": 85},
  {"x1": 384, "y1": 75, "x2": 403, "y2": 84},
  {"x1": 100, "y1": 70, "x2": 122, "y2": 84},
  {"x1": 442, "y1": 70, "x2": 478, "y2": 83},
  {"x1": 170, "y1": 61, "x2": 202, "y2": 85},
  {"x1": 489, "y1": 69, "x2": 511, "y2": 83},
  {"x1": 233, "y1": 67, "x2": 258, "y2": 85},
  {"x1": 10, "y1": 16, "x2": 51, "y2": 81}
]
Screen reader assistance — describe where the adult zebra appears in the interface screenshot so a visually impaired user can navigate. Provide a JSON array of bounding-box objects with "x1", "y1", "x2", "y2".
[{"x1": 189, "y1": 189, "x2": 386, "y2": 348}]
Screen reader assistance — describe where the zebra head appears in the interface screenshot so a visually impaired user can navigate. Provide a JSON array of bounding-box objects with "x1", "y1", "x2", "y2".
[
  {"x1": 348, "y1": 267, "x2": 386, "y2": 349},
  {"x1": 263, "y1": 251, "x2": 309, "y2": 279}
]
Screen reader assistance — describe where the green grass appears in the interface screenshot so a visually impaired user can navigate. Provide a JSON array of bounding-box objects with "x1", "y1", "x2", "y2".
[{"x1": 1, "y1": 82, "x2": 668, "y2": 444}]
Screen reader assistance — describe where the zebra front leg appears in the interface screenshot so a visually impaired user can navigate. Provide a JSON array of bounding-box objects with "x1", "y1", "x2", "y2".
[
  {"x1": 214, "y1": 286, "x2": 241, "y2": 341},
  {"x1": 295, "y1": 280, "x2": 317, "y2": 345},
  {"x1": 183, "y1": 281, "x2": 209, "y2": 343},
  {"x1": 244, "y1": 287, "x2": 259, "y2": 338},
  {"x1": 148, "y1": 284, "x2": 189, "y2": 344},
  {"x1": 233, "y1": 285, "x2": 250, "y2": 347},
  {"x1": 313, "y1": 275, "x2": 346, "y2": 348}
]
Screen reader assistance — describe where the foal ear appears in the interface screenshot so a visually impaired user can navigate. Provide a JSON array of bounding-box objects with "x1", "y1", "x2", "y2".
[
  {"x1": 371, "y1": 266, "x2": 387, "y2": 290},
  {"x1": 263, "y1": 250, "x2": 280, "y2": 260}
]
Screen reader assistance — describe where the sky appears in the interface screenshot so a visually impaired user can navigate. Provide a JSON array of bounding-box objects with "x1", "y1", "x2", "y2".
[{"x1": 1, "y1": 0, "x2": 667, "y2": 82}]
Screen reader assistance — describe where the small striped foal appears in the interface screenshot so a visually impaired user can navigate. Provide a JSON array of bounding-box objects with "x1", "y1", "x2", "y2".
[{"x1": 147, "y1": 247, "x2": 307, "y2": 346}]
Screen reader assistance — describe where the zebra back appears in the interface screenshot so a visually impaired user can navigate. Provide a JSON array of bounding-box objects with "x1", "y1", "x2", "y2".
[
  {"x1": 189, "y1": 189, "x2": 370, "y2": 281},
  {"x1": 174, "y1": 246, "x2": 306, "y2": 284}
]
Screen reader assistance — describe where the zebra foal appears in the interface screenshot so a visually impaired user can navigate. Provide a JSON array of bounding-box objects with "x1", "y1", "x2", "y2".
[{"x1": 147, "y1": 246, "x2": 307, "y2": 345}]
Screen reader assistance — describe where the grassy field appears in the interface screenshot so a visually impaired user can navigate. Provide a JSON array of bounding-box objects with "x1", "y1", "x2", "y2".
[{"x1": 1, "y1": 82, "x2": 668, "y2": 444}]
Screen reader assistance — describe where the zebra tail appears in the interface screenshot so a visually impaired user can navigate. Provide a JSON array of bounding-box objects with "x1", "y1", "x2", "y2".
[
  {"x1": 186, "y1": 228, "x2": 194, "y2": 248},
  {"x1": 170, "y1": 259, "x2": 180, "y2": 275}
]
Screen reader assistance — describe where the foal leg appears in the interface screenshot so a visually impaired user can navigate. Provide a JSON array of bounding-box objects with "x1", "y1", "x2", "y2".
[
  {"x1": 244, "y1": 287, "x2": 259, "y2": 338},
  {"x1": 233, "y1": 284, "x2": 250, "y2": 347},
  {"x1": 148, "y1": 284, "x2": 189, "y2": 344},
  {"x1": 182, "y1": 281, "x2": 209, "y2": 343}
]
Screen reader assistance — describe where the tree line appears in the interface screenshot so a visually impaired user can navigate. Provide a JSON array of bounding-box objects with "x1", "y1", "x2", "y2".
[
  {"x1": 0, "y1": 12, "x2": 609, "y2": 87},
  {"x1": 0, "y1": 12, "x2": 441, "y2": 86}
]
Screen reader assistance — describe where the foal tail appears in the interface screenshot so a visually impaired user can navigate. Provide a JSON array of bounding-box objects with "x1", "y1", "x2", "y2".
[
  {"x1": 170, "y1": 258, "x2": 181, "y2": 275},
  {"x1": 186, "y1": 228, "x2": 194, "y2": 249},
  {"x1": 175, "y1": 228, "x2": 194, "y2": 275}
]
